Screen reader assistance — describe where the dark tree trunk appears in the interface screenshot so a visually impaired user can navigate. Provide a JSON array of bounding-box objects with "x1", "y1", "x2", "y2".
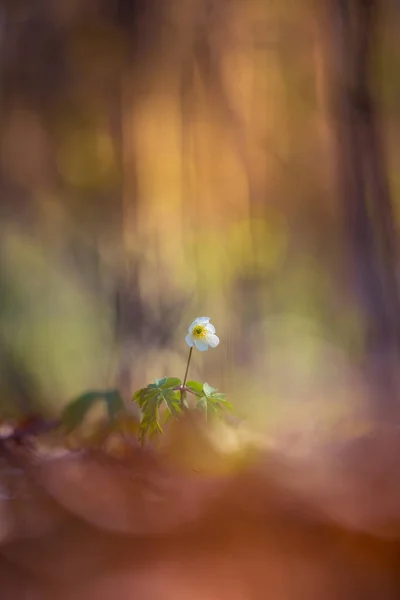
[
  {"x1": 330, "y1": 0, "x2": 400, "y2": 416},
  {"x1": 328, "y1": 0, "x2": 400, "y2": 415}
]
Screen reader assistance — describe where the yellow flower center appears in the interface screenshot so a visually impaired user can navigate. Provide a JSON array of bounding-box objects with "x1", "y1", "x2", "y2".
[{"x1": 193, "y1": 325, "x2": 206, "y2": 338}]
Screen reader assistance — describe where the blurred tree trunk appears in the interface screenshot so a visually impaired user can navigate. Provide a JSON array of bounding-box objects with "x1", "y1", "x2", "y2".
[{"x1": 328, "y1": 0, "x2": 400, "y2": 416}]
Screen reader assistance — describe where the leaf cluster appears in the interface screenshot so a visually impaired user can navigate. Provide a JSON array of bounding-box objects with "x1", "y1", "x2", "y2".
[
  {"x1": 60, "y1": 378, "x2": 233, "y2": 445},
  {"x1": 186, "y1": 380, "x2": 233, "y2": 418},
  {"x1": 133, "y1": 378, "x2": 233, "y2": 442}
]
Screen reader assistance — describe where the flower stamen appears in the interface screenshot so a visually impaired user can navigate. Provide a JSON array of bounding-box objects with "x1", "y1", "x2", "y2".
[{"x1": 193, "y1": 325, "x2": 206, "y2": 338}]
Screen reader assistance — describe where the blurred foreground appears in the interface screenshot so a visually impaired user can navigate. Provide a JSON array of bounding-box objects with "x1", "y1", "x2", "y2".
[{"x1": 1, "y1": 414, "x2": 400, "y2": 599}]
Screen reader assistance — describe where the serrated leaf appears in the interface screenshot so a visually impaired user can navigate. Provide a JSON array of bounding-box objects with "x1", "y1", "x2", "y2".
[
  {"x1": 132, "y1": 388, "x2": 144, "y2": 400},
  {"x1": 149, "y1": 419, "x2": 163, "y2": 435},
  {"x1": 140, "y1": 413, "x2": 163, "y2": 439},
  {"x1": 162, "y1": 389, "x2": 182, "y2": 417},
  {"x1": 147, "y1": 391, "x2": 162, "y2": 413},
  {"x1": 163, "y1": 389, "x2": 180, "y2": 401},
  {"x1": 132, "y1": 388, "x2": 148, "y2": 407},
  {"x1": 139, "y1": 389, "x2": 164, "y2": 440},
  {"x1": 135, "y1": 388, "x2": 159, "y2": 409}
]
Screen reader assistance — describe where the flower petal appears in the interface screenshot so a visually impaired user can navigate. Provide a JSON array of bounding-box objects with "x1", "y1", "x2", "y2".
[
  {"x1": 185, "y1": 333, "x2": 194, "y2": 347},
  {"x1": 205, "y1": 333, "x2": 219, "y2": 348},
  {"x1": 194, "y1": 339, "x2": 209, "y2": 351},
  {"x1": 205, "y1": 323, "x2": 216, "y2": 334},
  {"x1": 192, "y1": 317, "x2": 210, "y2": 326}
]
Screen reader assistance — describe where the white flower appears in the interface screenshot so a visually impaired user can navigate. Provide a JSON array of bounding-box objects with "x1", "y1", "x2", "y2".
[{"x1": 185, "y1": 317, "x2": 220, "y2": 351}]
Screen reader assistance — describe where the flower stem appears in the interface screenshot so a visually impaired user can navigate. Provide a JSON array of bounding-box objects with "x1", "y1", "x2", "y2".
[{"x1": 181, "y1": 347, "x2": 193, "y2": 403}]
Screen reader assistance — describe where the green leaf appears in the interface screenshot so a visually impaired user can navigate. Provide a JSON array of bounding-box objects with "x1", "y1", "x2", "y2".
[
  {"x1": 132, "y1": 387, "x2": 148, "y2": 406},
  {"x1": 140, "y1": 409, "x2": 163, "y2": 439},
  {"x1": 148, "y1": 377, "x2": 164, "y2": 389},
  {"x1": 148, "y1": 377, "x2": 181, "y2": 390},
  {"x1": 203, "y1": 382, "x2": 217, "y2": 397},
  {"x1": 139, "y1": 416, "x2": 151, "y2": 441},
  {"x1": 135, "y1": 376, "x2": 233, "y2": 442},
  {"x1": 160, "y1": 408, "x2": 173, "y2": 426},
  {"x1": 219, "y1": 400, "x2": 234, "y2": 411},
  {"x1": 149, "y1": 419, "x2": 163, "y2": 435},
  {"x1": 138, "y1": 388, "x2": 165, "y2": 440},
  {"x1": 196, "y1": 397, "x2": 208, "y2": 420},
  {"x1": 211, "y1": 392, "x2": 226, "y2": 401},
  {"x1": 162, "y1": 389, "x2": 182, "y2": 416},
  {"x1": 163, "y1": 389, "x2": 180, "y2": 400},
  {"x1": 104, "y1": 390, "x2": 124, "y2": 422},
  {"x1": 62, "y1": 389, "x2": 124, "y2": 432},
  {"x1": 159, "y1": 377, "x2": 181, "y2": 389},
  {"x1": 62, "y1": 391, "x2": 101, "y2": 432},
  {"x1": 133, "y1": 387, "x2": 146, "y2": 400},
  {"x1": 206, "y1": 396, "x2": 234, "y2": 412},
  {"x1": 134, "y1": 387, "x2": 159, "y2": 409},
  {"x1": 147, "y1": 391, "x2": 162, "y2": 414},
  {"x1": 186, "y1": 380, "x2": 203, "y2": 395}
]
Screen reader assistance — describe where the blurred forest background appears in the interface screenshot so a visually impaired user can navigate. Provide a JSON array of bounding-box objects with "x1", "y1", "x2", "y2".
[{"x1": 0, "y1": 0, "x2": 399, "y2": 452}]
